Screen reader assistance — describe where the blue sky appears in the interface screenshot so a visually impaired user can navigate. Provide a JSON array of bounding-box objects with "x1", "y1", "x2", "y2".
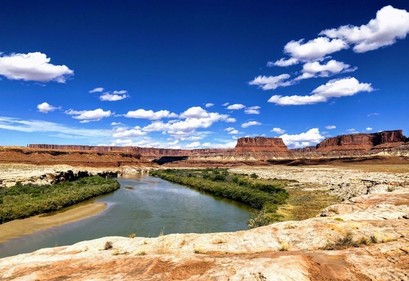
[{"x1": 0, "y1": 0, "x2": 408, "y2": 148}]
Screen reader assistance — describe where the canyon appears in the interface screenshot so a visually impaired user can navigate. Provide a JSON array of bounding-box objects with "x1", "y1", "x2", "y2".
[
  {"x1": 1, "y1": 165, "x2": 408, "y2": 280},
  {"x1": 1, "y1": 129, "x2": 409, "y2": 280},
  {"x1": 0, "y1": 130, "x2": 406, "y2": 169}
]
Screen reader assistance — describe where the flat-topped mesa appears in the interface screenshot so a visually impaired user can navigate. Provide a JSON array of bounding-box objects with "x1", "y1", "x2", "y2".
[
  {"x1": 316, "y1": 130, "x2": 408, "y2": 153},
  {"x1": 234, "y1": 137, "x2": 288, "y2": 155}
]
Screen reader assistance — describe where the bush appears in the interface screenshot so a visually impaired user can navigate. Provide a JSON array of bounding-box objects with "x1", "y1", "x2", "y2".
[
  {"x1": 151, "y1": 169, "x2": 288, "y2": 227},
  {"x1": 0, "y1": 176, "x2": 120, "y2": 224}
]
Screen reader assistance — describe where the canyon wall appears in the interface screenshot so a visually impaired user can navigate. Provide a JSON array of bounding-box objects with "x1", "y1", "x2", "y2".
[
  {"x1": 2, "y1": 129, "x2": 406, "y2": 167},
  {"x1": 315, "y1": 130, "x2": 407, "y2": 153}
]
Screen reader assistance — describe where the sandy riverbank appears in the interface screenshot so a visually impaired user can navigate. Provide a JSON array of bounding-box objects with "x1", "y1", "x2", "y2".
[{"x1": 0, "y1": 202, "x2": 107, "y2": 243}]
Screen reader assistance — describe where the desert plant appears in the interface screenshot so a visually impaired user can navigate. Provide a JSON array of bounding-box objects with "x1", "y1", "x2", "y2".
[{"x1": 104, "y1": 241, "x2": 113, "y2": 250}]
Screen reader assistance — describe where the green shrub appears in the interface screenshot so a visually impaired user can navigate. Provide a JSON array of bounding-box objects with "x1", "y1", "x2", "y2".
[
  {"x1": 151, "y1": 169, "x2": 288, "y2": 227},
  {"x1": 0, "y1": 176, "x2": 120, "y2": 224}
]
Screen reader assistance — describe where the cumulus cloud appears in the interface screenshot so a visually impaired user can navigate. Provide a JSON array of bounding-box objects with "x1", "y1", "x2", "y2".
[
  {"x1": 320, "y1": 5, "x2": 409, "y2": 53},
  {"x1": 312, "y1": 77, "x2": 373, "y2": 97},
  {"x1": 89, "y1": 87, "x2": 104, "y2": 93},
  {"x1": 241, "y1": 121, "x2": 261, "y2": 128},
  {"x1": 366, "y1": 127, "x2": 373, "y2": 131},
  {"x1": 100, "y1": 90, "x2": 128, "y2": 101},
  {"x1": 268, "y1": 77, "x2": 373, "y2": 106},
  {"x1": 271, "y1": 127, "x2": 285, "y2": 134},
  {"x1": 37, "y1": 102, "x2": 58, "y2": 113},
  {"x1": 249, "y1": 74, "x2": 293, "y2": 90},
  {"x1": 186, "y1": 141, "x2": 201, "y2": 148},
  {"x1": 244, "y1": 106, "x2": 260, "y2": 115},
  {"x1": 0, "y1": 52, "x2": 73, "y2": 83},
  {"x1": 274, "y1": 37, "x2": 348, "y2": 65},
  {"x1": 225, "y1": 127, "x2": 239, "y2": 134},
  {"x1": 125, "y1": 109, "x2": 177, "y2": 120},
  {"x1": 226, "y1": 103, "x2": 246, "y2": 110},
  {"x1": 112, "y1": 126, "x2": 146, "y2": 138},
  {"x1": 142, "y1": 106, "x2": 235, "y2": 139},
  {"x1": 325, "y1": 125, "x2": 336, "y2": 130},
  {"x1": 296, "y1": 59, "x2": 356, "y2": 80},
  {"x1": 280, "y1": 128, "x2": 324, "y2": 148},
  {"x1": 65, "y1": 108, "x2": 112, "y2": 123},
  {"x1": 272, "y1": 57, "x2": 299, "y2": 67},
  {"x1": 205, "y1": 103, "x2": 214, "y2": 108}
]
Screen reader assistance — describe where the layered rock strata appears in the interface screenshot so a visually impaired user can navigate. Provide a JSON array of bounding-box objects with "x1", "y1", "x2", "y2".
[{"x1": 1, "y1": 191, "x2": 408, "y2": 281}]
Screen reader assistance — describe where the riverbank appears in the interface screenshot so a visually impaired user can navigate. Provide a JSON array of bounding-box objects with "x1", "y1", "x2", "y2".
[{"x1": 0, "y1": 202, "x2": 107, "y2": 244}]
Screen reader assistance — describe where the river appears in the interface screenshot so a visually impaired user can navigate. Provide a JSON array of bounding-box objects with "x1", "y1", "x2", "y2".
[{"x1": 0, "y1": 175, "x2": 251, "y2": 258}]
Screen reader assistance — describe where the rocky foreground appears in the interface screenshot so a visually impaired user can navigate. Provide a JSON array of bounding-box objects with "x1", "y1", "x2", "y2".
[{"x1": 1, "y1": 165, "x2": 408, "y2": 280}]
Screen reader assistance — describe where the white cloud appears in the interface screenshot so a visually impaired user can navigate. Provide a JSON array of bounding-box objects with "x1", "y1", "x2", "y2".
[
  {"x1": 244, "y1": 106, "x2": 260, "y2": 115},
  {"x1": 268, "y1": 77, "x2": 373, "y2": 106},
  {"x1": 205, "y1": 103, "x2": 214, "y2": 108},
  {"x1": 268, "y1": 95, "x2": 326, "y2": 105},
  {"x1": 89, "y1": 87, "x2": 104, "y2": 93},
  {"x1": 272, "y1": 57, "x2": 299, "y2": 67},
  {"x1": 111, "y1": 122, "x2": 123, "y2": 126},
  {"x1": 225, "y1": 127, "x2": 239, "y2": 134},
  {"x1": 296, "y1": 59, "x2": 356, "y2": 80},
  {"x1": 241, "y1": 121, "x2": 261, "y2": 128},
  {"x1": 312, "y1": 77, "x2": 373, "y2": 98},
  {"x1": 325, "y1": 125, "x2": 336, "y2": 130},
  {"x1": 321, "y1": 5, "x2": 409, "y2": 53},
  {"x1": 100, "y1": 90, "x2": 128, "y2": 101},
  {"x1": 226, "y1": 103, "x2": 245, "y2": 110},
  {"x1": 366, "y1": 127, "x2": 373, "y2": 131},
  {"x1": 271, "y1": 127, "x2": 285, "y2": 134},
  {"x1": 347, "y1": 128, "x2": 357, "y2": 133},
  {"x1": 112, "y1": 126, "x2": 146, "y2": 138},
  {"x1": 280, "y1": 128, "x2": 324, "y2": 148},
  {"x1": 186, "y1": 141, "x2": 201, "y2": 148},
  {"x1": 0, "y1": 116, "x2": 111, "y2": 139},
  {"x1": 0, "y1": 52, "x2": 73, "y2": 83},
  {"x1": 222, "y1": 102, "x2": 230, "y2": 107},
  {"x1": 125, "y1": 109, "x2": 177, "y2": 120},
  {"x1": 65, "y1": 108, "x2": 112, "y2": 122},
  {"x1": 276, "y1": 37, "x2": 348, "y2": 64},
  {"x1": 37, "y1": 102, "x2": 58, "y2": 113},
  {"x1": 142, "y1": 106, "x2": 235, "y2": 139},
  {"x1": 249, "y1": 74, "x2": 293, "y2": 90}
]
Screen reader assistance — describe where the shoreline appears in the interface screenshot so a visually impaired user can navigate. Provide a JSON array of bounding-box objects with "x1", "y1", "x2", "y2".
[{"x1": 0, "y1": 202, "x2": 107, "y2": 244}]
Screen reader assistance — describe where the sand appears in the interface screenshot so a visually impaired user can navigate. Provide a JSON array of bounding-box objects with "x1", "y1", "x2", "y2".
[{"x1": 0, "y1": 202, "x2": 107, "y2": 243}]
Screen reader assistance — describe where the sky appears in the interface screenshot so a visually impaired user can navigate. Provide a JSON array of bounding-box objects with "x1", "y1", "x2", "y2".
[{"x1": 0, "y1": 0, "x2": 408, "y2": 149}]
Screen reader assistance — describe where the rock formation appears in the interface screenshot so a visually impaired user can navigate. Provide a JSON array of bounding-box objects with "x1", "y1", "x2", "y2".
[
  {"x1": 234, "y1": 137, "x2": 288, "y2": 153},
  {"x1": 316, "y1": 130, "x2": 407, "y2": 152},
  {"x1": 1, "y1": 190, "x2": 408, "y2": 280},
  {"x1": 0, "y1": 130, "x2": 407, "y2": 167}
]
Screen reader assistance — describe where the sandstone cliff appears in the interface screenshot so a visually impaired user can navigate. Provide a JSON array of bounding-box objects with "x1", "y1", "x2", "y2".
[
  {"x1": 316, "y1": 130, "x2": 407, "y2": 152},
  {"x1": 1, "y1": 130, "x2": 407, "y2": 167}
]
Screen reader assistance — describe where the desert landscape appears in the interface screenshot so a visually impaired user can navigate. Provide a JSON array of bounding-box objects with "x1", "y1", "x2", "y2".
[
  {"x1": 1, "y1": 130, "x2": 409, "y2": 280},
  {"x1": 1, "y1": 1, "x2": 409, "y2": 280}
]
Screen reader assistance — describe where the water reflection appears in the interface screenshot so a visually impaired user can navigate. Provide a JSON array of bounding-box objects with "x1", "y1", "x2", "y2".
[{"x1": 0, "y1": 176, "x2": 251, "y2": 258}]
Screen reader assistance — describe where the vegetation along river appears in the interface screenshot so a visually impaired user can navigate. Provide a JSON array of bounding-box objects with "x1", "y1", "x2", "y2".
[{"x1": 0, "y1": 175, "x2": 251, "y2": 258}]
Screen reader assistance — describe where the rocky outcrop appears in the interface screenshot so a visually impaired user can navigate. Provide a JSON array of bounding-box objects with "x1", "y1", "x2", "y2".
[
  {"x1": 1, "y1": 191, "x2": 408, "y2": 280},
  {"x1": 0, "y1": 130, "x2": 407, "y2": 167},
  {"x1": 235, "y1": 137, "x2": 288, "y2": 153},
  {"x1": 316, "y1": 130, "x2": 407, "y2": 153},
  {"x1": 232, "y1": 137, "x2": 289, "y2": 160}
]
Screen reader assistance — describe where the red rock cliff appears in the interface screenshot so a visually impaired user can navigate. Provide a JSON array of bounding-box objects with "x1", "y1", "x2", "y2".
[
  {"x1": 234, "y1": 137, "x2": 288, "y2": 153},
  {"x1": 316, "y1": 130, "x2": 407, "y2": 152}
]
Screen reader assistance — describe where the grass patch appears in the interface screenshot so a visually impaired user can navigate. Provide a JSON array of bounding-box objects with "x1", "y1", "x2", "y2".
[
  {"x1": 150, "y1": 168, "x2": 289, "y2": 227},
  {"x1": 276, "y1": 187, "x2": 339, "y2": 221},
  {"x1": 0, "y1": 176, "x2": 120, "y2": 224}
]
